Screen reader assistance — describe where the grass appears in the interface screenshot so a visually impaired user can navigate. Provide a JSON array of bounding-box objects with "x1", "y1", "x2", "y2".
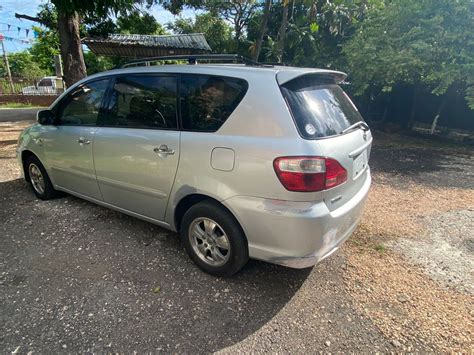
[
  {"x1": 0, "y1": 103, "x2": 45, "y2": 109},
  {"x1": 374, "y1": 243, "x2": 386, "y2": 254}
]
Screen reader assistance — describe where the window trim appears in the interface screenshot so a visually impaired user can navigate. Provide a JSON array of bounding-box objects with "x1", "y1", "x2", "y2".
[
  {"x1": 98, "y1": 73, "x2": 180, "y2": 131},
  {"x1": 52, "y1": 76, "x2": 113, "y2": 127},
  {"x1": 51, "y1": 72, "x2": 249, "y2": 132}
]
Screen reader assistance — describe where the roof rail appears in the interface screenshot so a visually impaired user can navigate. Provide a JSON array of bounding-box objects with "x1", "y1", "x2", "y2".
[{"x1": 121, "y1": 54, "x2": 272, "y2": 68}]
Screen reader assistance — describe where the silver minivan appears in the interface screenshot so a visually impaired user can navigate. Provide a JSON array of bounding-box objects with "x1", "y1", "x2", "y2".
[{"x1": 16, "y1": 55, "x2": 372, "y2": 276}]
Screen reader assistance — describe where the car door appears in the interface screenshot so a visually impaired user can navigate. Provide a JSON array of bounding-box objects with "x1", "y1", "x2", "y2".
[
  {"x1": 40, "y1": 78, "x2": 110, "y2": 200},
  {"x1": 93, "y1": 74, "x2": 180, "y2": 221}
]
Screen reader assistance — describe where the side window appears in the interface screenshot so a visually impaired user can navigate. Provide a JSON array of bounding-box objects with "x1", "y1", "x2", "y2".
[
  {"x1": 56, "y1": 79, "x2": 109, "y2": 126},
  {"x1": 180, "y1": 75, "x2": 248, "y2": 132},
  {"x1": 104, "y1": 75, "x2": 177, "y2": 129},
  {"x1": 38, "y1": 79, "x2": 52, "y2": 87}
]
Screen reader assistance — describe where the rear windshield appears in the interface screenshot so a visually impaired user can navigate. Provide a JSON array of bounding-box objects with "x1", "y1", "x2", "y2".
[{"x1": 281, "y1": 76, "x2": 363, "y2": 139}]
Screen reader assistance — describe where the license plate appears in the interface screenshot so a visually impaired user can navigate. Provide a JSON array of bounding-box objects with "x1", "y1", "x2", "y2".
[{"x1": 353, "y1": 150, "x2": 368, "y2": 178}]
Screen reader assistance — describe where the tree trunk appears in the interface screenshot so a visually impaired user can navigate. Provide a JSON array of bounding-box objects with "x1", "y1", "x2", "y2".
[
  {"x1": 276, "y1": 1, "x2": 289, "y2": 63},
  {"x1": 430, "y1": 90, "x2": 451, "y2": 134},
  {"x1": 406, "y1": 85, "x2": 419, "y2": 129},
  {"x1": 57, "y1": 11, "x2": 86, "y2": 87},
  {"x1": 253, "y1": 0, "x2": 272, "y2": 61}
]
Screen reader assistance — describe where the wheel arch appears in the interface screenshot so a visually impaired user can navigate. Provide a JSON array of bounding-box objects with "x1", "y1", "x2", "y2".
[
  {"x1": 21, "y1": 150, "x2": 40, "y2": 182},
  {"x1": 173, "y1": 193, "x2": 247, "y2": 242}
]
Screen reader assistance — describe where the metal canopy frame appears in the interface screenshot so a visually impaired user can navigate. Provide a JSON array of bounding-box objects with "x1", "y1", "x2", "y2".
[{"x1": 121, "y1": 54, "x2": 273, "y2": 68}]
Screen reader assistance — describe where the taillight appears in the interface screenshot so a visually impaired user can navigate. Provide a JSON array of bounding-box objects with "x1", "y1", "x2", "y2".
[{"x1": 273, "y1": 156, "x2": 347, "y2": 192}]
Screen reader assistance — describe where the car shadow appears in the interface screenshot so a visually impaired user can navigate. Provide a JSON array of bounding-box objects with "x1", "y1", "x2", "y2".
[
  {"x1": 0, "y1": 179, "x2": 311, "y2": 353},
  {"x1": 370, "y1": 140, "x2": 474, "y2": 189}
]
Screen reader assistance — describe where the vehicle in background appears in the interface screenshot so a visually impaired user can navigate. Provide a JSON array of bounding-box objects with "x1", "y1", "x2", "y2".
[{"x1": 21, "y1": 76, "x2": 60, "y2": 95}]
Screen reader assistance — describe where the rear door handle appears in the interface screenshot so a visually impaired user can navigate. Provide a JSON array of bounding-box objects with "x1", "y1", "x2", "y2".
[
  {"x1": 154, "y1": 144, "x2": 175, "y2": 155},
  {"x1": 78, "y1": 137, "x2": 91, "y2": 145}
]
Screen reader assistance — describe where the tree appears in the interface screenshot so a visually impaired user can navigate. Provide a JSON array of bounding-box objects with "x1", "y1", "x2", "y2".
[
  {"x1": 117, "y1": 9, "x2": 166, "y2": 35},
  {"x1": 17, "y1": 0, "x2": 140, "y2": 87},
  {"x1": 83, "y1": 51, "x2": 115, "y2": 74},
  {"x1": 161, "y1": 0, "x2": 259, "y2": 41},
  {"x1": 167, "y1": 12, "x2": 233, "y2": 53},
  {"x1": 275, "y1": 0, "x2": 289, "y2": 63},
  {"x1": 0, "y1": 52, "x2": 46, "y2": 80},
  {"x1": 252, "y1": 0, "x2": 271, "y2": 61},
  {"x1": 343, "y1": 0, "x2": 474, "y2": 128},
  {"x1": 29, "y1": 26, "x2": 60, "y2": 74}
]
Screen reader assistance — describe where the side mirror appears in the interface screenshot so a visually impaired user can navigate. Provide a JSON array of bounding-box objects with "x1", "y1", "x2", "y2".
[{"x1": 37, "y1": 109, "x2": 55, "y2": 125}]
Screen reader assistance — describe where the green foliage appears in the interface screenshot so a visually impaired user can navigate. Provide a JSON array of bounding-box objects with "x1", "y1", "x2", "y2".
[
  {"x1": 29, "y1": 26, "x2": 60, "y2": 74},
  {"x1": 0, "y1": 52, "x2": 46, "y2": 80},
  {"x1": 50, "y1": 0, "x2": 139, "y2": 18},
  {"x1": 343, "y1": 0, "x2": 474, "y2": 109},
  {"x1": 83, "y1": 51, "x2": 115, "y2": 74},
  {"x1": 117, "y1": 9, "x2": 167, "y2": 35},
  {"x1": 167, "y1": 12, "x2": 233, "y2": 53}
]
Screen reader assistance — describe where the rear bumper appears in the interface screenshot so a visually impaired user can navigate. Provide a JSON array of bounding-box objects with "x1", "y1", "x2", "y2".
[{"x1": 224, "y1": 169, "x2": 371, "y2": 268}]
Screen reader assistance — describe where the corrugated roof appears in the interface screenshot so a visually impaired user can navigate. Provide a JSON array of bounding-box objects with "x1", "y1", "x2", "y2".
[{"x1": 83, "y1": 33, "x2": 212, "y2": 58}]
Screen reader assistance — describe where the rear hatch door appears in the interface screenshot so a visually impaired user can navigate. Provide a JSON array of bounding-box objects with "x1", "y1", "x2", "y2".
[{"x1": 279, "y1": 72, "x2": 372, "y2": 211}]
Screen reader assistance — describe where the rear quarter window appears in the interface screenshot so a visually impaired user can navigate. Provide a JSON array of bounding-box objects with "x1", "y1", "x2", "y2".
[
  {"x1": 180, "y1": 74, "x2": 248, "y2": 132},
  {"x1": 281, "y1": 75, "x2": 363, "y2": 139}
]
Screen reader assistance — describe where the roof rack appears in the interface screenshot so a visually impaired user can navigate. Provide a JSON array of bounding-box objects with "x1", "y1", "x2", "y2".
[{"x1": 121, "y1": 54, "x2": 273, "y2": 68}]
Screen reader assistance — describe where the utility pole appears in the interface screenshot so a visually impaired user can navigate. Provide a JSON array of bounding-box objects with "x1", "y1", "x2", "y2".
[{"x1": 0, "y1": 39, "x2": 15, "y2": 93}]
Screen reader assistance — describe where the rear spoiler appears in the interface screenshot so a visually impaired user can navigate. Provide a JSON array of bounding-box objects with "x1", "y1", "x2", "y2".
[{"x1": 276, "y1": 69, "x2": 347, "y2": 86}]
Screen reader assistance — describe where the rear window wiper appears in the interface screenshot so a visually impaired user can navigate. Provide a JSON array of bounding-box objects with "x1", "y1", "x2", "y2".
[{"x1": 341, "y1": 121, "x2": 370, "y2": 135}]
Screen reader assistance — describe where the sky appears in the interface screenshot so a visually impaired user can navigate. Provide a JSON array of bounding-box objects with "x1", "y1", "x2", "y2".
[{"x1": 0, "y1": 0, "x2": 197, "y2": 54}]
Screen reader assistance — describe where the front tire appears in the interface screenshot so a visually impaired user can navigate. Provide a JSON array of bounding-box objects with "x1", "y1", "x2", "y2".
[
  {"x1": 180, "y1": 201, "x2": 249, "y2": 277},
  {"x1": 25, "y1": 156, "x2": 59, "y2": 200}
]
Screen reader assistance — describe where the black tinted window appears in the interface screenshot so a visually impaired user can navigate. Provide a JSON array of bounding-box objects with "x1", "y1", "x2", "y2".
[
  {"x1": 180, "y1": 75, "x2": 248, "y2": 132},
  {"x1": 38, "y1": 79, "x2": 53, "y2": 87},
  {"x1": 281, "y1": 75, "x2": 363, "y2": 139},
  {"x1": 57, "y1": 79, "x2": 109, "y2": 126},
  {"x1": 104, "y1": 75, "x2": 177, "y2": 129}
]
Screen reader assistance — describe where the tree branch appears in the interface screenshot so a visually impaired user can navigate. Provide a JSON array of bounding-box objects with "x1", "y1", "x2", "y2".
[{"x1": 15, "y1": 12, "x2": 53, "y2": 28}]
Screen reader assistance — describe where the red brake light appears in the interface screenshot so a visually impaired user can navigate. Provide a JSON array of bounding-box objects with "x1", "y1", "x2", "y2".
[{"x1": 273, "y1": 156, "x2": 347, "y2": 192}]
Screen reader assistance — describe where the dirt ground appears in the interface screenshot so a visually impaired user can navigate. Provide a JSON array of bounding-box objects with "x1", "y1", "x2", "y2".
[{"x1": 1, "y1": 120, "x2": 473, "y2": 353}]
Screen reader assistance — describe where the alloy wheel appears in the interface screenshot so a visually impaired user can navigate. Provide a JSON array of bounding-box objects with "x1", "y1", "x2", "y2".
[
  {"x1": 29, "y1": 163, "x2": 45, "y2": 195},
  {"x1": 188, "y1": 217, "x2": 231, "y2": 267}
]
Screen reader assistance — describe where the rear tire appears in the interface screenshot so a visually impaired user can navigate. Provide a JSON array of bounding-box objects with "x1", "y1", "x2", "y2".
[
  {"x1": 25, "y1": 156, "x2": 59, "y2": 200},
  {"x1": 180, "y1": 201, "x2": 249, "y2": 277}
]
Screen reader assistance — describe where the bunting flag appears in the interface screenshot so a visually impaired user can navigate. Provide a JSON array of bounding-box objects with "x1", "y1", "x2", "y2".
[
  {"x1": 0, "y1": 22, "x2": 37, "y2": 38},
  {"x1": 0, "y1": 33, "x2": 32, "y2": 44}
]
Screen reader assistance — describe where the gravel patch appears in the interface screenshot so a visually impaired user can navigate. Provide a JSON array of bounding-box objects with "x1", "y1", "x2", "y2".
[
  {"x1": 344, "y1": 132, "x2": 474, "y2": 352},
  {"x1": 0, "y1": 120, "x2": 391, "y2": 352},
  {"x1": 220, "y1": 254, "x2": 394, "y2": 353},
  {"x1": 389, "y1": 210, "x2": 474, "y2": 294},
  {"x1": 360, "y1": 176, "x2": 473, "y2": 239},
  {"x1": 2, "y1": 121, "x2": 472, "y2": 352},
  {"x1": 344, "y1": 248, "x2": 473, "y2": 353},
  {"x1": 0, "y1": 121, "x2": 34, "y2": 182}
]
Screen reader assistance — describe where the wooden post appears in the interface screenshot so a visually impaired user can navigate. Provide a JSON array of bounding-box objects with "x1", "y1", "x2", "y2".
[{"x1": 1, "y1": 40, "x2": 15, "y2": 93}]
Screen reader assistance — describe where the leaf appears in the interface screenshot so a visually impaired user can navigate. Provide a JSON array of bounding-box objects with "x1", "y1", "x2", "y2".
[
  {"x1": 310, "y1": 22, "x2": 319, "y2": 33},
  {"x1": 152, "y1": 286, "x2": 161, "y2": 294}
]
